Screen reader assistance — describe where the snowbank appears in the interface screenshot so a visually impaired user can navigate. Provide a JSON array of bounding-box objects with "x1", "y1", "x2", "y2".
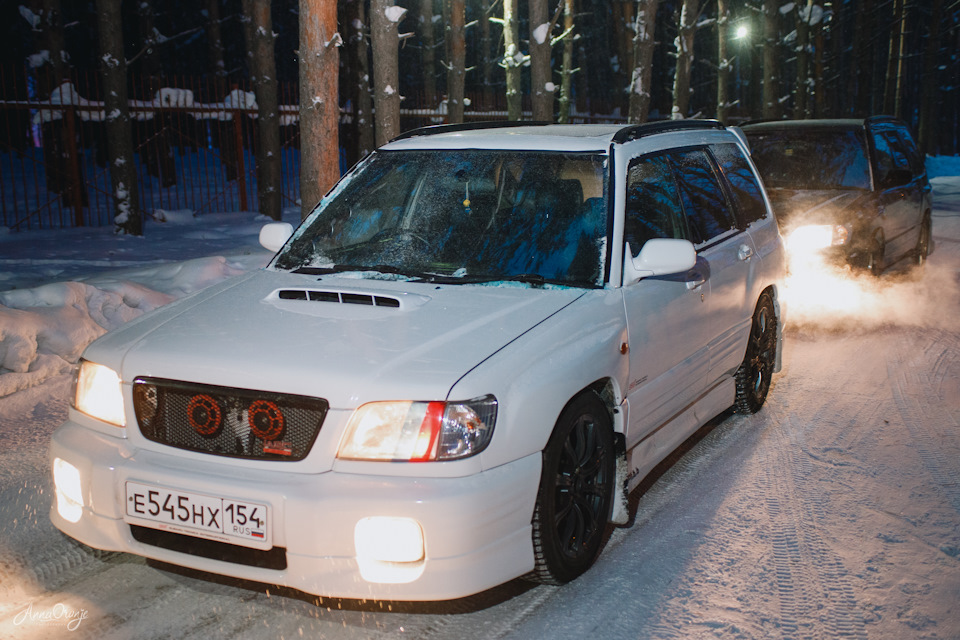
[
  {"x1": 927, "y1": 154, "x2": 960, "y2": 179},
  {"x1": 0, "y1": 256, "x2": 251, "y2": 397}
]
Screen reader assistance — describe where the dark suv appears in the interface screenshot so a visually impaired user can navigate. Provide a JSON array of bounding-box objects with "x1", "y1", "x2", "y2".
[{"x1": 742, "y1": 117, "x2": 932, "y2": 274}]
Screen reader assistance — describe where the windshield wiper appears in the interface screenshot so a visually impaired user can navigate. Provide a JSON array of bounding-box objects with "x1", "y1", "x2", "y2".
[
  {"x1": 292, "y1": 263, "x2": 434, "y2": 279},
  {"x1": 458, "y1": 273, "x2": 552, "y2": 287}
]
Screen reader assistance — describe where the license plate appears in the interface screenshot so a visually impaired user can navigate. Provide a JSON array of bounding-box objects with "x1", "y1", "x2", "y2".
[{"x1": 125, "y1": 482, "x2": 271, "y2": 550}]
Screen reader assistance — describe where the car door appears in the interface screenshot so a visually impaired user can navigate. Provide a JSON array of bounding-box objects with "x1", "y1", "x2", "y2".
[
  {"x1": 668, "y1": 148, "x2": 756, "y2": 388},
  {"x1": 620, "y1": 153, "x2": 711, "y2": 451},
  {"x1": 869, "y1": 125, "x2": 922, "y2": 261}
]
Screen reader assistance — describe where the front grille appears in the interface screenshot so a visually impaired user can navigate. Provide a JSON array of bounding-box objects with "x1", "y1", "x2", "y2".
[
  {"x1": 133, "y1": 377, "x2": 328, "y2": 461},
  {"x1": 130, "y1": 524, "x2": 287, "y2": 570}
]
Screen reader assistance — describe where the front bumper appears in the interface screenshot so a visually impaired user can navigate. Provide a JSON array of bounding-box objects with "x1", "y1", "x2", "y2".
[{"x1": 49, "y1": 418, "x2": 541, "y2": 601}]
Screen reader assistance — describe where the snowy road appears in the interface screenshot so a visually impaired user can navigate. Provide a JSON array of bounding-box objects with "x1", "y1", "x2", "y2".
[{"x1": 2, "y1": 210, "x2": 959, "y2": 638}]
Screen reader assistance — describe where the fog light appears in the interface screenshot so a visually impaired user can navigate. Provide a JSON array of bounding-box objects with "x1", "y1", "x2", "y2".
[
  {"x1": 354, "y1": 517, "x2": 425, "y2": 584},
  {"x1": 53, "y1": 458, "x2": 83, "y2": 523}
]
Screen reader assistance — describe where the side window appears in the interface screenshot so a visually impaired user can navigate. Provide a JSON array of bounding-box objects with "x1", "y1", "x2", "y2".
[
  {"x1": 624, "y1": 155, "x2": 686, "y2": 258},
  {"x1": 710, "y1": 143, "x2": 768, "y2": 226},
  {"x1": 871, "y1": 129, "x2": 910, "y2": 183},
  {"x1": 668, "y1": 149, "x2": 737, "y2": 245},
  {"x1": 894, "y1": 127, "x2": 925, "y2": 177}
]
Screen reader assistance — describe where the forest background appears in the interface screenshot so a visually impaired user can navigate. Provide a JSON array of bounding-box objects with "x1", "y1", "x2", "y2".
[{"x1": 1, "y1": 0, "x2": 957, "y2": 234}]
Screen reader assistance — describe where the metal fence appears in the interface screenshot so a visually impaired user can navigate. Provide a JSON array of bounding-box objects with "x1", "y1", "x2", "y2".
[
  {"x1": 0, "y1": 65, "x2": 625, "y2": 231},
  {"x1": 0, "y1": 66, "x2": 305, "y2": 231}
]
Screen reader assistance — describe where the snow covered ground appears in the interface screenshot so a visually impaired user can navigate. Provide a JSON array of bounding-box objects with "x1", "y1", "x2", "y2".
[{"x1": 0, "y1": 160, "x2": 959, "y2": 639}]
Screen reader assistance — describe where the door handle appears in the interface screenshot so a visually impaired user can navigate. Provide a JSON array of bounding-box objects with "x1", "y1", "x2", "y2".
[{"x1": 738, "y1": 245, "x2": 754, "y2": 261}]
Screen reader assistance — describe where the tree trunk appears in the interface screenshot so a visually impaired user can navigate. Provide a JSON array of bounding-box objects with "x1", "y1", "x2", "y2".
[
  {"x1": 419, "y1": 0, "x2": 437, "y2": 107},
  {"x1": 371, "y1": 0, "x2": 404, "y2": 145},
  {"x1": 529, "y1": 0, "x2": 553, "y2": 121},
  {"x1": 343, "y1": 0, "x2": 374, "y2": 166},
  {"x1": 794, "y1": 0, "x2": 812, "y2": 119},
  {"x1": 446, "y1": 0, "x2": 466, "y2": 123},
  {"x1": 671, "y1": 0, "x2": 698, "y2": 119},
  {"x1": 33, "y1": 0, "x2": 68, "y2": 96},
  {"x1": 813, "y1": 16, "x2": 825, "y2": 117},
  {"x1": 628, "y1": 0, "x2": 659, "y2": 124},
  {"x1": 613, "y1": 0, "x2": 634, "y2": 115},
  {"x1": 853, "y1": 0, "x2": 874, "y2": 117},
  {"x1": 716, "y1": 0, "x2": 730, "y2": 123},
  {"x1": 761, "y1": 0, "x2": 779, "y2": 119},
  {"x1": 893, "y1": 0, "x2": 907, "y2": 119},
  {"x1": 32, "y1": 0, "x2": 85, "y2": 214},
  {"x1": 883, "y1": 0, "x2": 904, "y2": 115},
  {"x1": 206, "y1": 0, "x2": 227, "y2": 81},
  {"x1": 241, "y1": 0, "x2": 282, "y2": 221},
  {"x1": 480, "y1": 1, "x2": 495, "y2": 110},
  {"x1": 557, "y1": 0, "x2": 576, "y2": 123},
  {"x1": 502, "y1": 0, "x2": 522, "y2": 120},
  {"x1": 918, "y1": 0, "x2": 943, "y2": 154},
  {"x1": 95, "y1": 0, "x2": 141, "y2": 235},
  {"x1": 299, "y1": 0, "x2": 340, "y2": 218}
]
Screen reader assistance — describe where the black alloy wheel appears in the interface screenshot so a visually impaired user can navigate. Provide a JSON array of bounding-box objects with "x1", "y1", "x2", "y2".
[
  {"x1": 529, "y1": 392, "x2": 615, "y2": 585},
  {"x1": 734, "y1": 291, "x2": 778, "y2": 414}
]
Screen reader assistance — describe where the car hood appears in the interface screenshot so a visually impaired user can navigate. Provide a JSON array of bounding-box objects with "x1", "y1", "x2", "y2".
[
  {"x1": 764, "y1": 188, "x2": 866, "y2": 226},
  {"x1": 85, "y1": 269, "x2": 586, "y2": 408}
]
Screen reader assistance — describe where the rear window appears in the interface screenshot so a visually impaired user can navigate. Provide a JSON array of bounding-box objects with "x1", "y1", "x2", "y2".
[{"x1": 746, "y1": 129, "x2": 871, "y2": 190}]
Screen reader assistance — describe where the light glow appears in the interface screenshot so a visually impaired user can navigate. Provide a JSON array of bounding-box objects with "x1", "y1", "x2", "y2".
[
  {"x1": 74, "y1": 360, "x2": 125, "y2": 427},
  {"x1": 735, "y1": 25, "x2": 749, "y2": 39},
  {"x1": 53, "y1": 458, "x2": 83, "y2": 523},
  {"x1": 355, "y1": 517, "x2": 426, "y2": 584},
  {"x1": 787, "y1": 225, "x2": 834, "y2": 253}
]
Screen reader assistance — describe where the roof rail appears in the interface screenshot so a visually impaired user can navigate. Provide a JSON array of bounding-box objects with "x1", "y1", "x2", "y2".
[
  {"x1": 864, "y1": 115, "x2": 901, "y2": 126},
  {"x1": 612, "y1": 119, "x2": 724, "y2": 144},
  {"x1": 390, "y1": 120, "x2": 551, "y2": 142}
]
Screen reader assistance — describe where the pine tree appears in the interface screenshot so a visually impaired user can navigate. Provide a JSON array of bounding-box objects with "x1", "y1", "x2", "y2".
[
  {"x1": 299, "y1": 0, "x2": 340, "y2": 217},
  {"x1": 95, "y1": 0, "x2": 141, "y2": 234},
  {"x1": 241, "y1": 0, "x2": 282, "y2": 220}
]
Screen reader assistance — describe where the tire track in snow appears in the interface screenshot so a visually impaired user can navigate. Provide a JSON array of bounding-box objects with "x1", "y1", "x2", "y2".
[
  {"x1": 761, "y1": 400, "x2": 870, "y2": 640},
  {"x1": 889, "y1": 329, "x2": 960, "y2": 515}
]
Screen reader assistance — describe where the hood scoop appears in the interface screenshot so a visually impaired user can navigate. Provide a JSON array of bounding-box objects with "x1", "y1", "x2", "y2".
[
  {"x1": 278, "y1": 289, "x2": 401, "y2": 308},
  {"x1": 267, "y1": 288, "x2": 431, "y2": 315}
]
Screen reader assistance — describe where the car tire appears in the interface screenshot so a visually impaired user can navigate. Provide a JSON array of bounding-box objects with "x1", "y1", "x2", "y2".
[
  {"x1": 914, "y1": 215, "x2": 931, "y2": 267},
  {"x1": 734, "y1": 291, "x2": 777, "y2": 415},
  {"x1": 529, "y1": 392, "x2": 614, "y2": 585}
]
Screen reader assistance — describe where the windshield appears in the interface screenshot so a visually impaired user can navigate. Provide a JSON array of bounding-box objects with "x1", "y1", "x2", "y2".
[
  {"x1": 274, "y1": 149, "x2": 609, "y2": 287},
  {"x1": 746, "y1": 129, "x2": 871, "y2": 190}
]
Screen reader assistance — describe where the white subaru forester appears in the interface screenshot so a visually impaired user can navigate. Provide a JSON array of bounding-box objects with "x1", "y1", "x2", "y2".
[{"x1": 51, "y1": 120, "x2": 786, "y2": 601}]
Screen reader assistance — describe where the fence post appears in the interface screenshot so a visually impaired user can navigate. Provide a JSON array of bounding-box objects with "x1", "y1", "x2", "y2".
[
  {"x1": 232, "y1": 84, "x2": 248, "y2": 212},
  {"x1": 62, "y1": 102, "x2": 85, "y2": 225}
]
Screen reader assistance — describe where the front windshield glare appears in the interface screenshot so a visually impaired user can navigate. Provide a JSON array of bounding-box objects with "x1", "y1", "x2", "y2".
[{"x1": 274, "y1": 149, "x2": 608, "y2": 287}]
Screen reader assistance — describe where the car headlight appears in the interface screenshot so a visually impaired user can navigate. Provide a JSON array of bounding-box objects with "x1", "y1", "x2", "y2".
[
  {"x1": 338, "y1": 395, "x2": 497, "y2": 462},
  {"x1": 787, "y1": 224, "x2": 849, "y2": 253},
  {"x1": 73, "y1": 360, "x2": 125, "y2": 427}
]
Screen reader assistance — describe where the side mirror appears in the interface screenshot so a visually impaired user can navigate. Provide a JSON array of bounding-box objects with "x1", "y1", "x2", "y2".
[
  {"x1": 880, "y1": 168, "x2": 912, "y2": 190},
  {"x1": 623, "y1": 238, "x2": 697, "y2": 284},
  {"x1": 259, "y1": 222, "x2": 294, "y2": 253}
]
